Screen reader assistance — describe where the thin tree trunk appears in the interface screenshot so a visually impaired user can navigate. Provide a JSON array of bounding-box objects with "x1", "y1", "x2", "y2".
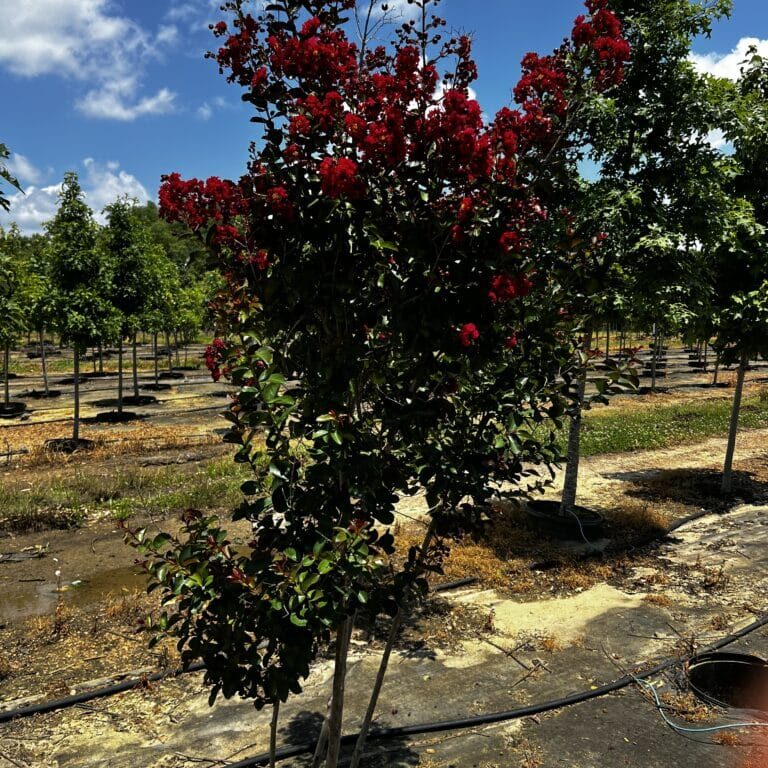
[
  {"x1": 713, "y1": 354, "x2": 720, "y2": 386},
  {"x1": 703, "y1": 341, "x2": 709, "y2": 374},
  {"x1": 153, "y1": 333, "x2": 159, "y2": 385},
  {"x1": 560, "y1": 330, "x2": 593, "y2": 514},
  {"x1": 117, "y1": 337, "x2": 124, "y2": 414},
  {"x1": 324, "y1": 617, "x2": 355, "y2": 768},
  {"x1": 132, "y1": 333, "x2": 140, "y2": 399},
  {"x1": 165, "y1": 330, "x2": 173, "y2": 372},
  {"x1": 92, "y1": 347, "x2": 97, "y2": 373},
  {"x1": 605, "y1": 326, "x2": 611, "y2": 360},
  {"x1": 722, "y1": 353, "x2": 748, "y2": 495},
  {"x1": 98, "y1": 341, "x2": 104, "y2": 375},
  {"x1": 348, "y1": 522, "x2": 437, "y2": 768},
  {"x1": 311, "y1": 710, "x2": 331, "y2": 768},
  {"x1": 73, "y1": 348, "x2": 81, "y2": 443},
  {"x1": 269, "y1": 700, "x2": 280, "y2": 768},
  {"x1": 40, "y1": 329, "x2": 49, "y2": 397},
  {"x1": 3, "y1": 342, "x2": 9, "y2": 408},
  {"x1": 651, "y1": 325, "x2": 659, "y2": 393},
  {"x1": 174, "y1": 331, "x2": 180, "y2": 367}
]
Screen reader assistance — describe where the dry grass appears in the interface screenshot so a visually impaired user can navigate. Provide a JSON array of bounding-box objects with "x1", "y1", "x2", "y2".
[
  {"x1": 394, "y1": 499, "x2": 665, "y2": 599},
  {"x1": 660, "y1": 689, "x2": 713, "y2": 723},
  {"x1": 644, "y1": 593, "x2": 673, "y2": 608},
  {"x1": 714, "y1": 731, "x2": 740, "y2": 746}
]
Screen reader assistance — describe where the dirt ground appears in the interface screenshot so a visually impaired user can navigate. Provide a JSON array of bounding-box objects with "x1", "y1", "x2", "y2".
[{"x1": 1, "y1": 343, "x2": 768, "y2": 768}]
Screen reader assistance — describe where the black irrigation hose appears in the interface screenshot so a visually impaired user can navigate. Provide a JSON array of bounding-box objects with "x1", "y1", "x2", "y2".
[
  {"x1": 0, "y1": 578, "x2": 478, "y2": 724},
  {"x1": 223, "y1": 611, "x2": 768, "y2": 768}
]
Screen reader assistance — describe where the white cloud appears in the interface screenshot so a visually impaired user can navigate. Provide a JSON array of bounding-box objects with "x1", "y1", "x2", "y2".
[
  {"x1": 156, "y1": 25, "x2": 179, "y2": 46},
  {"x1": 5, "y1": 154, "x2": 43, "y2": 185},
  {"x1": 371, "y1": 0, "x2": 421, "y2": 20},
  {"x1": 197, "y1": 102, "x2": 213, "y2": 121},
  {"x1": 690, "y1": 37, "x2": 768, "y2": 81},
  {"x1": 705, "y1": 129, "x2": 728, "y2": 150},
  {"x1": 0, "y1": 0, "x2": 177, "y2": 121},
  {"x1": 0, "y1": 158, "x2": 149, "y2": 234},
  {"x1": 78, "y1": 79, "x2": 177, "y2": 121}
]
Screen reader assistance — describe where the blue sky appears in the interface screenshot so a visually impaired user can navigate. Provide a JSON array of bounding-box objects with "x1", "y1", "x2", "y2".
[{"x1": 1, "y1": 0, "x2": 766, "y2": 232}]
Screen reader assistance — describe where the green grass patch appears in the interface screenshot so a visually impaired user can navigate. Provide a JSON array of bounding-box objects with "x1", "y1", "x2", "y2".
[
  {"x1": 0, "y1": 456, "x2": 264, "y2": 533},
  {"x1": 577, "y1": 396, "x2": 768, "y2": 456}
]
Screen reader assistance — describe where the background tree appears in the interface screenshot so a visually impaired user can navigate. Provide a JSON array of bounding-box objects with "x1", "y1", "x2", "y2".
[
  {"x1": 0, "y1": 225, "x2": 26, "y2": 414},
  {"x1": 0, "y1": 143, "x2": 22, "y2": 212},
  {"x1": 101, "y1": 197, "x2": 167, "y2": 410},
  {"x1": 710, "y1": 49, "x2": 768, "y2": 493},
  {"x1": 555, "y1": 0, "x2": 734, "y2": 517},
  {"x1": 47, "y1": 173, "x2": 120, "y2": 444}
]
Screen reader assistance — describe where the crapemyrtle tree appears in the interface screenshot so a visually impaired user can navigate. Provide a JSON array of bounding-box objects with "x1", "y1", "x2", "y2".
[
  {"x1": 130, "y1": 1, "x2": 630, "y2": 765},
  {"x1": 47, "y1": 173, "x2": 120, "y2": 444}
]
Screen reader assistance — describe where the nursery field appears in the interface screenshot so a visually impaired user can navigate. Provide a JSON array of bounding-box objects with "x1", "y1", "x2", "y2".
[{"x1": 1, "y1": 342, "x2": 768, "y2": 768}]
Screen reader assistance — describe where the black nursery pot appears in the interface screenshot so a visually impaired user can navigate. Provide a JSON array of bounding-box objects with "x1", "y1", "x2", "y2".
[
  {"x1": 0, "y1": 402, "x2": 27, "y2": 419},
  {"x1": 526, "y1": 500, "x2": 605, "y2": 542},
  {"x1": 688, "y1": 652, "x2": 768, "y2": 711}
]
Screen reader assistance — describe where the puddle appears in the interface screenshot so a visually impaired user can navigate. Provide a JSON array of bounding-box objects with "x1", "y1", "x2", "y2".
[{"x1": 0, "y1": 564, "x2": 148, "y2": 623}]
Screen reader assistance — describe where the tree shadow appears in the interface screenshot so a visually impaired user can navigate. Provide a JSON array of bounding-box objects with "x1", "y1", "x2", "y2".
[
  {"x1": 604, "y1": 467, "x2": 765, "y2": 510},
  {"x1": 280, "y1": 709, "x2": 420, "y2": 767}
]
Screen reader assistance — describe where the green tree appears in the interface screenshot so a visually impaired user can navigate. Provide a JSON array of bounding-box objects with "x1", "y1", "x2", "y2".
[
  {"x1": 0, "y1": 143, "x2": 22, "y2": 212},
  {"x1": 47, "y1": 173, "x2": 120, "y2": 443},
  {"x1": 557, "y1": 0, "x2": 733, "y2": 515},
  {"x1": 101, "y1": 197, "x2": 168, "y2": 410},
  {"x1": 711, "y1": 49, "x2": 768, "y2": 493},
  {"x1": 0, "y1": 225, "x2": 26, "y2": 412}
]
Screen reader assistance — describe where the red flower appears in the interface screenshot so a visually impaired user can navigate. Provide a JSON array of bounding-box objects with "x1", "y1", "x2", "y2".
[
  {"x1": 458, "y1": 323, "x2": 480, "y2": 347},
  {"x1": 489, "y1": 272, "x2": 534, "y2": 303},
  {"x1": 318, "y1": 157, "x2": 365, "y2": 199},
  {"x1": 266, "y1": 186, "x2": 294, "y2": 218},
  {"x1": 505, "y1": 333, "x2": 519, "y2": 349}
]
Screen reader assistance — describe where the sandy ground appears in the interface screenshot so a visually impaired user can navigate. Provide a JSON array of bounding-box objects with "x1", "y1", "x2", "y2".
[{"x1": 1, "y1": 416, "x2": 767, "y2": 767}]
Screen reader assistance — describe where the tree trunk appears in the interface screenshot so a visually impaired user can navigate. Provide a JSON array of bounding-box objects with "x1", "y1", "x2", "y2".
[
  {"x1": 348, "y1": 522, "x2": 436, "y2": 768},
  {"x1": 324, "y1": 617, "x2": 355, "y2": 768},
  {"x1": 269, "y1": 700, "x2": 280, "y2": 768},
  {"x1": 3, "y1": 342, "x2": 9, "y2": 408},
  {"x1": 605, "y1": 326, "x2": 611, "y2": 360},
  {"x1": 73, "y1": 348, "x2": 81, "y2": 443},
  {"x1": 40, "y1": 329, "x2": 49, "y2": 397},
  {"x1": 117, "y1": 337, "x2": 124, "y2": 414},
  {"x1": 165, "y1": 330, "x2": 173, "y2": 373},
  {"x1": 713, "y1": 354, "x2": 720, "y2": 386},
  {"x1": 98, "y1": 341, "x2": 104, "y2": 375},
  {"x1": 651, "y1": 325, "x2": 659, "y2": 393},
  {"x1": 132, "y1": 333, "x2": 140, "y2": 399},
  {"x1": 721, "y1": 353, "x2": 748, "y2": 495},
  {"x1": 560, "y1": 330, "x2": 593, "y2": 515},
  {"x1": 174, "y1": 331, "x2": 180, "y2": 367},
  {"x1": 153, "y1": 333, "x2": 159, "y2": 385}
]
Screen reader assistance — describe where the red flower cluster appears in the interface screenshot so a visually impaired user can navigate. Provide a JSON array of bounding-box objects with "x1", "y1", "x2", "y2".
[
  {"x1": 488, "y1": 273, "x2": 534, "y2": 303},
  {"x1": 204, "y1": 338, "x2": 227, "y2": 382},
  {"x1": 514, "y1": 53, "x2": 569, "y2": 119},
  {"x1": 268, "y1": 19, "x2": 358, "y2": 88},
  {"x1": 266, "y1": 186, "x2": 294, "y2": 218},
  {"x1": 318, "y1": 157, "x2": 365, "y2": 199},
  {"x1": 572, "y1": 0, "x2": 630, "y2": 87},
  {"x1": 159, "y1": 173, "x2": 245, "y2": 231},
  {"x1": 458, "y1": 323, "x2": 480, "y2": 347}
]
